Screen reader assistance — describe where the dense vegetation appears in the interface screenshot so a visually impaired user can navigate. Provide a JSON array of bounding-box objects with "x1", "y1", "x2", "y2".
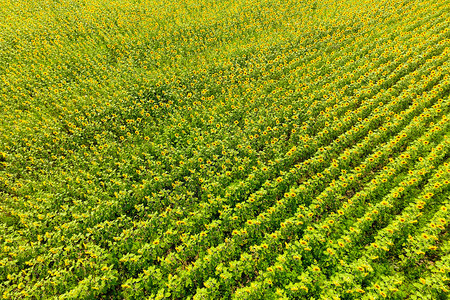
[{"x1": 0, "y1": 0, "x2": 448, "y2": 299}]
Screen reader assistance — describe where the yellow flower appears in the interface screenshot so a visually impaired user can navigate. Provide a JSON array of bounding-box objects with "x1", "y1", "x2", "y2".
[{"x1": 424, "y1": 193, "x2": 433, "y2": 199}]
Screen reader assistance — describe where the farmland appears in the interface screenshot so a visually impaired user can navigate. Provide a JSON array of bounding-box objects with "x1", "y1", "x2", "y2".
[{"x1": 0, "y1": 0, "x2": 449, "y2": 299}]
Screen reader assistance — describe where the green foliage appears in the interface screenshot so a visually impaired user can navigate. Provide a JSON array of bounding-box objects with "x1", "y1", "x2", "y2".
[{"x1": 0, "y1": 0, "x2": 449, "y2": 298}]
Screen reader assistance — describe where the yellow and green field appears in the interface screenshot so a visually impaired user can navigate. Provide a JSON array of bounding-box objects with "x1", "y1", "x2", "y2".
[{"x1": 0, "y1": 0, "x2": 449, "y2": 299}]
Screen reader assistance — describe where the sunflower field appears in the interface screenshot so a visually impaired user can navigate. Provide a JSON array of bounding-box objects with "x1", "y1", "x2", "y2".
[{"x1": 0, "y1": 0, "x2": 449, "y2": 299}]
